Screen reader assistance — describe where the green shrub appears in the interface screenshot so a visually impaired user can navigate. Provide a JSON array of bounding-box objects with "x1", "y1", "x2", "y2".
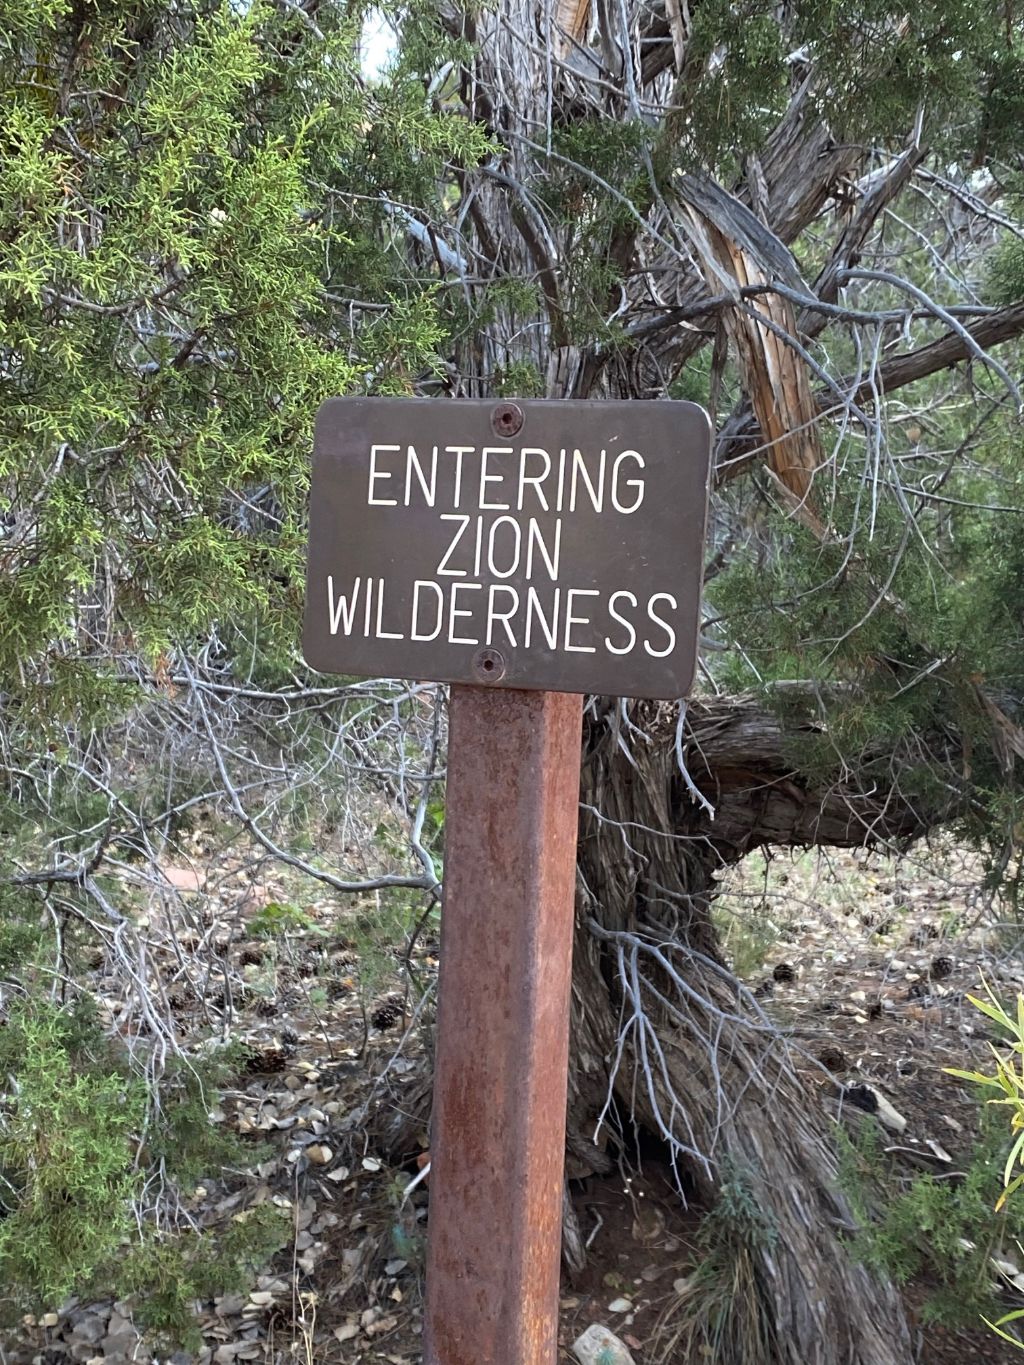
[
  {"x1": 837, "y1": 1112, "x2": 1024, "y2": 1331},
  {"x1": 945, "y1": 984, "x2": 1024, "y2": 1345},
  {"x1": 116, "y1": 1205, "x2": 290, "y2": 1349},
  {"x1": 0, "y1": 996, "x2": 286, "y2": 1344},
  {"x1": 0, "y1": 998, "x2": 148, "y2": 1306}
]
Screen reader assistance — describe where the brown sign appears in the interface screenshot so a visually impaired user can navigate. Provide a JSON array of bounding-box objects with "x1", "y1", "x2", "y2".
[{"x1": 302, "y1": 398, "x2": 711, "y2": 699}]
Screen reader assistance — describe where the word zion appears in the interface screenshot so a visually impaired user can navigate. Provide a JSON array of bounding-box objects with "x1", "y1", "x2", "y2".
[{"x1": 325, "y1": 442, "x2": 680, "y2": 658}]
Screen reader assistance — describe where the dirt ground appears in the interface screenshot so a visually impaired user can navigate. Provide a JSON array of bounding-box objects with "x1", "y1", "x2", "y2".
[{"x1": 7, "y1": 839, "x2": 1024, "y2": 1365}]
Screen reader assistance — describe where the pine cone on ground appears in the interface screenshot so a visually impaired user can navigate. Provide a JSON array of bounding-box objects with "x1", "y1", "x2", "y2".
[
  {"x1": 929, "y1": 955, "x2": 954, "y2": 980},
  {"x1": 842, "y1": 1083, "x2": 878, "y2": 1115},
  {"x1": 370, "y1": 999, "x2": 403, "y2": 1031},
  {"x1": 910, "y1": 923, "x2": 939, "y2": 947},
  {"x1": 240, "y1": 1045, "x2": 287, "y2": 1075},
  {"x1": 772, "y1": 962, "x2": 796, "y2": 983},
  {"x1": 818, "y1": 1045, "x2": 848, "y2": 1073}
]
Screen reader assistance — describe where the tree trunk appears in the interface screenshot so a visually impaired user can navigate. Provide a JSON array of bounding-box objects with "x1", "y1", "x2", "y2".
[
  {"x1": 413, "y1": 2, "x2": 991, "y2": 1357},
  {"x1": 566, "y1": 695, "x2": 956, "y2": 1363},
  {"x1": 365, "y1": 693, "x2": 958, "y2": 1361}
]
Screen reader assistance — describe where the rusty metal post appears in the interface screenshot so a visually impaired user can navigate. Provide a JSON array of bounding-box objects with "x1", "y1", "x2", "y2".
[{"x1": 423, "y1": 685, "x2": 583, "y2": 1365}]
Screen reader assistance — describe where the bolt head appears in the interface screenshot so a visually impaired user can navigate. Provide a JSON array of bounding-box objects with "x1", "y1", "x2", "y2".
[
  {"x1": 490, "y1": 402, "x2": 524, "y2": 438},
  {"x1": 472, "y1": 647, "x2": 506, "y2": 683}
]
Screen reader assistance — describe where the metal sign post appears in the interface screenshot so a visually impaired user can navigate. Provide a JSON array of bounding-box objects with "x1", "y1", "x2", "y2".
[
  {"x1": 423, "y1": 685, "x2": 582, "y2": 1364},
  {"x1": 303, "y1": 397, "x2": 711, "y2": 1365}
]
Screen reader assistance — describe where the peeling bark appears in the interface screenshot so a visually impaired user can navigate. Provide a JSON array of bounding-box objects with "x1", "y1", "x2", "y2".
[
  {"x1": 568, "y1": 696, "x2": 957, "y2": 1364},
  {"x1": 412, "y1": 2, "x2": 1007, "y2": 1357}
]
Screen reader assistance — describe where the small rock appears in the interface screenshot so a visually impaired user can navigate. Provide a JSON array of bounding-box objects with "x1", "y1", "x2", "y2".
[
  {"x1": 607, "y1": 1297, "x2": 633, "y2": 1312},
  {"x1": 872, "y1": 1090, "x2": 907, "y2": 1133},
  {"x1": 70, "y1": 1317, "x2": 105, "y2": 1344},
  {"x1": 39, "y1": 1312, "x2": 60, "y2": 1328},
  {"x1": 104, "y1": 1345, "x2": 138, "y2": 1365},
  {"x1": 573, "y1": 1323, "x2": 635, "y2": 1365},
  {"x1": 306, "y1": 1144, "x2": 333, "y2": 1165}
]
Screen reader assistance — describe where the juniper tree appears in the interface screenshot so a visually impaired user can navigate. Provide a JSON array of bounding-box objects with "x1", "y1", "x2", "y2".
[
  {"x1": 5, "y1": 0, "x2": 1024, "y2": 1359},
  {"x1": 0, "y1": 0, "x2": 484, "y2": 1332},
  {"x1": 375, "y1": 3, "x2": 1024, "y2": 1361}
]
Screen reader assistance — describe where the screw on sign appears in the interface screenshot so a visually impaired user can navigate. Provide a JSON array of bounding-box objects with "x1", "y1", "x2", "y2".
[{"x1": 302, "y1": 398, "x2": 711, "y2": 1365}]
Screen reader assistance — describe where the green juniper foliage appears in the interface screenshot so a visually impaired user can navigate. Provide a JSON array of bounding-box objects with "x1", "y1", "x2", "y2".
[
  {"x1": 0, "y1": 0, "x2": 487, "y2": 691},
  {"x1": 705, "y1": 388, "x2": 1024, "y2": 863},
  {"x1": 0, "y1": 0, "x2": 483, "y2": 1334},
  {"x1": 0, "y1": 990, "x2": 285, "y2": 1338},
  {"x1": 2, "y1": 0, "x2": 1024, "y2": 1348},
  {"x1": 837, "y1": 1112, "x2": 1024, "y2": 1329},
  {"x1": 0, "y1": 997, "x2": 147, "y2": 1307}
]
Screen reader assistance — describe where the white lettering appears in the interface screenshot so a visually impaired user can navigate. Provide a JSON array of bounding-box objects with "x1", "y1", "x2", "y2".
[
  {"x1": 448, "y1": 582, "x2": 481, "y2": 644},
  {"x1": 605, "y1": 590, "x2": 638, "y2": 655},
  {"x1": 479, "y1": 448, "x2": 511, "y2": 510},
  {"x1": 436, "y1": 514, "x2": 470, "y2": 576},
  {"x1": 367, "y1": 446, "x2": 400, "y2": 505},
  {"x1": 486, "y1": 585, "x2": 520, "y2": 647},
  {"x1": 644, "y1": 593, "x2": 678, "y2": 657},
  {"x1": 524, "y1": 587, "x2": 560, "y2": 649},
  {"x1": 517, "y1": 448, "x2": 551, "y2": 512},
  {"x1": 447, "y1": 446, "x2": 473, "y2": 510},
  {"x1": 486, "y1": 516, "x2": 521, "y2": 579},
  {"x1": 375, "y1": 577, "x2": 403, "y2": 639},
  {"x1": 611, "y1": 451, "x2": 645, "y2": 513},
  {"x1": 570, "y1": 447, "x2": 605, "y2": 513},
  {"x1": 564, "y1": 588, "x2": 599, "y2": 652},
  {"x1": 327, "y1": 575, "x2": 362, "y2": 635},
  {"x1": 524, "y1": 517, "x2": 561, "y2": 582},
  {"x1": 555, "y1": 448, "x2": 567, "y2": 513},
  {"x1": 411, "y1": 580, "x2": 444, "y2": 641},
  {"x1": 363, "y1": 576, "x2": 374, "y2": 636},
  {"x1": 404, "y1": 444, "x2": 437, "y2": 507}
]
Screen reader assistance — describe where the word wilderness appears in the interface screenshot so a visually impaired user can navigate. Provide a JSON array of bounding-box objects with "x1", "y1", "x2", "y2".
[{"x1": 303, "y1": 398, "x2": 711, "y2": 698}]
